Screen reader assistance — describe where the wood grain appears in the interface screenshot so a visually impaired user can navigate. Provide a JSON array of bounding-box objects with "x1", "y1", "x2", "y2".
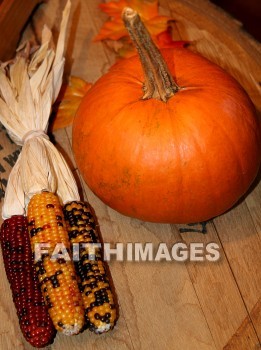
[
  {"x1": 162, "y1": 0, "x2": 261, "y2": 345},
  {"x1": 0, "y1": 0, "x2": 260, "y2": 349},
  {"x1": 0, "y1": 0, "x2": 41, "y2": 61}
]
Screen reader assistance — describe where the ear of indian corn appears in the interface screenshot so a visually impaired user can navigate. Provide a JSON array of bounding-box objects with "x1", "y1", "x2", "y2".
[
  {"x1": 27, "y1": 192, "x2": 85, "y2": 335},
  {"x1": 0, "y1": 215, "x2": 56, "y2": 348},
  {"x1": 63, "y1": 201, "x2": 117, "y2": 334}
]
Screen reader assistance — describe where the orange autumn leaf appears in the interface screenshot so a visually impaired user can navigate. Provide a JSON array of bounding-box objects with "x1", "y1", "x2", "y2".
[
  {"x1": 128, "y1": 0, "x2": 159, "y2": 19},
  {"x1": 156, "y1": 28, "x2": 189, "y2": 49},
  {"x1": 51, "y1": 76, "x2": 92, "y2": 131},
  {"x1": 145, "y1": 15, "x2": 172, "y2": 36},
  {"x1": 95, "y1": 15, "x2": 170, "y2": 42},
  {"x1": 99, "y1": 0, "x2": 158, "y2": 20},
  {"x1": 95, "y1": 18, "x2": 128, "y2": 41},
  {"x1": 104, "y1": 37, "x2": 135, "y2": 58},
  {"x1": 110, "y1": 25, "x2": 189, "y2": 58},
  {"x1": 95, "y1": 0, "x2": 189, "y2": 59},
  {"x1": 99, "y1": 0, "x2": 129, "y2": 19},
  {"x1": 95, "y1": 0, "x2": 171, "y2": 41}
]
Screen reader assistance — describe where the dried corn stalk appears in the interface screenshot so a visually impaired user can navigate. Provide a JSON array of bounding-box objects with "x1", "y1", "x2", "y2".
[{"x1": 0, "y1": 0, "x2": 79, "y2": 218}]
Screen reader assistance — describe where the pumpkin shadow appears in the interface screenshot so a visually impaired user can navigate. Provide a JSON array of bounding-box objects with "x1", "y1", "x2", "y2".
[
  {"x1": 243, "y1": 166, "x2": 261, "y2": 200},
  {"x1": 214, "y1": 166, "x2": 261, "y2": 217},
  {"x1": 237, "y1": 106, "x2": 261, "y2": 204},
  {"x1": 178, "y1": 165, "x2": 261, "y2": 233}
]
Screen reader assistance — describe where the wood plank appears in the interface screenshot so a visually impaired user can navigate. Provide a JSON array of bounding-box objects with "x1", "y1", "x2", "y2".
[
  {"x1": 86, "y1": 0, "x2": 118, "y2": 67},
  {"x1": 163, "y1": 0, "x2": 261, "y2": 110},
  {"x1": 78, "y1": 173, "x2": 217, "y2": 350},
  {"x1": 61, "y1": 1, "x2": 219, "y2": 348},
  {"x1": 223, "y1": 311, "x2": 261, "y2": 350},
  {"x1": 54, "y1": 2, "x2": 218, "y2": 345},
  {"x1": 173, "y1": 221, "x2": 260, "y2": 349},
  {"x1": 0, "y1": 251, "x2": 27, "y2": 350},
  {"x1": 50, "y1": 307, "x2": 134, "y2": 350},
  {"x1": 52, "y1": 127, "x2": 77, "y2": 171},
  {"x1": 0, "y1": 125, "x2": 21, "y2": 206},
  {"x1": 0, "y1": 0, "x2": 260, "y2": 349},
  {"x1": 164, "y1": 7, "x2": 261, "y2": 338},
  {"x1": 245, "y1": 180, "x2": 261, "y2": 240},
  {"x1": 213, "y1": 204, "x2": 261, "y2": 340},
  {"x1": 160, "y1": 1, "x2": 261, "y2": 347},
  {"x1": 54, "y1": 129, "x2": 217, "y2": 349}
]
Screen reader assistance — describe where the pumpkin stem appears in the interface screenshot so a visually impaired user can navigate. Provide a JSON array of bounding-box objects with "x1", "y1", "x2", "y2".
[{"x1": 122, "y1": 7, "x2": 180, "y2": 102}]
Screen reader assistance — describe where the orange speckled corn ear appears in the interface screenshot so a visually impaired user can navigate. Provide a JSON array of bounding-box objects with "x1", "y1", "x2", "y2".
[
  {"x1": 27, "y1": 192, "x2": 85, "y2": 335},
  {"x1": 63, "y1": 201, "x2": 117, "y2": 334}
]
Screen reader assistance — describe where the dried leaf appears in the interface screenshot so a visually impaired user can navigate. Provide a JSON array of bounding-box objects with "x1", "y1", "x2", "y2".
[
  {"x1": 95, "y1": 0, "x2": 171, "y2": 41},
  {"x1": 99, "y1": 0, "x2": 129, "y2": 19},
  {"x1": 156, "y1": 30, "x2": 189, "y2": 49},
  {"x1": 17, "y1": 64, "x2": 35, "y2": 130},
  {"x1": 51, "y1": 76, "x2": 92, "y2": 131},
  {"x1": 41, "y1": 25, "x2": 53, "y2": 46},
  {"x1": 20, "y1": 137, "x2": 57, "y2": 197},
  {"x1": 54, "y1": 1, "x2": 71, "y2": 67},
  {"x1": 0, "y1": 0, "x2": 80, "y2": 219},
  {"x1": 0, "y1": 98, "x2": 19, "y2": 138},
  {"x1": 145, "y1": 16, "x2": 171, "y2": 36},
  {"x1": 112, "y1": 28, "x2": 189, "y2": 58},
  {"x1": 0, "y1": 68, "x2": 18, "y2": 112},
  {"x1": 2, "y1": 157, "x2": 25, "y2": 219},
  {"x1": 99, "y1": 0, "x2": 158, "y2": 20},
  {"x1": 95, "y1": 18, "x2": 128, "y2": 41},
  {"x1": 95, "y1": 0, "x2": 188, "y2": 59},
  {"x1": 9, "y1": 57, "x2": 26, "y2": 96},
  {"x1": 52, "y1": 59, "x2": 65, "y2": 103},
  {"x1": 28, "y1": 25, "x2": 52, "y2": 73},
  {"x1": 30, "y1": 50, "x2": 55, "y2": 107},
  {"x1": 45, "y1": 139, "x2": 79, "y2": 203},
  {"x1": 105, "y1": 37, "x2": 134, "y2": 58},
  {"x1": 155, "y1": 21, "x2": 189, "y2": 49}
]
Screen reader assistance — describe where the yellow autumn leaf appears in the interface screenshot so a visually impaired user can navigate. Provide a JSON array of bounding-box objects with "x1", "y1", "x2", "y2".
[
  {"x1": 95, "y1": 0, "x2": 171, "y2": 41},
  {"x1": 51, "y1": 76, "x2": 92, "y2": 131}
]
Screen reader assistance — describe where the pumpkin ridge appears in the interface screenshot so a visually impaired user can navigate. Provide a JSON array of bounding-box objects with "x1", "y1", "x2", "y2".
[
  {"x1": 190, "y1": 120, "x2": 220, "y2": 215},
  {"x1": 171, "y1": 103, "x2": 219, "y2": 217},
  {"x1": 167, "y1": 106, "x2": 184, "y2": 217},
  {"x1": 209, "y1": 107, "x2": 253, "y2": 191}
]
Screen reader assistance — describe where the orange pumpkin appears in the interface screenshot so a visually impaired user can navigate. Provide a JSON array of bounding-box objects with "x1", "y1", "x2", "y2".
[{"x1": 73, "y1": 8, "x2": 260, "y2": 223}]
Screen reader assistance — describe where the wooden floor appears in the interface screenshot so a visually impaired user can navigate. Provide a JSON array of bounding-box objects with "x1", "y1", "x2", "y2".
[{"x1": 0, "y1": 0, "x2": 260, "y2": 349}]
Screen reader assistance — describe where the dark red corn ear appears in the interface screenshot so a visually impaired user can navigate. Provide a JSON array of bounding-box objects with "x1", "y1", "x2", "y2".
[{"x1": 0, "y1": 215, "x2": 56, "y2": 348}]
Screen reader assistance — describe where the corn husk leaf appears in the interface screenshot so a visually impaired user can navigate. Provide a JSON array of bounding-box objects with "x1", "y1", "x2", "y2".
[{"x1": 0, "y1": 0, "x2": 79, "y2": 219}]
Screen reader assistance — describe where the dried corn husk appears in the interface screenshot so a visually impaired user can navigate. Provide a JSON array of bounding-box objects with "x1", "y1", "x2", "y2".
[{"x1": 0, "y1": 0, "x2": 79, "y2": 219}]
